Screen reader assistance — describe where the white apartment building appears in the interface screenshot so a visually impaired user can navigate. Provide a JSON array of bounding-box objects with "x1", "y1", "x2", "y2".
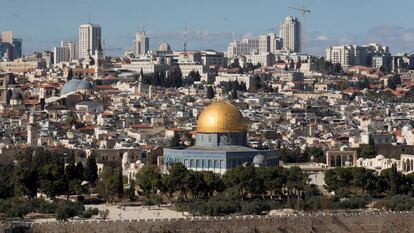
[
  {"x1": 227, "y1": 39, "x2": 259, "y2": 58},
  {"x1": 279, "y1": 16, "x2": 301, "y2": 53},
  {"x1": 134, "y1": 31, "x2": 149, "y2": 56},
  {"x1": 79, "y1": 24, "x2": 102, "y2": 59},
  {"x1": 200, "y1": 50, "x2": 226, "y2": 67},
  {"x1": 245, "y1": 53, "x2": 275, "y2": 67},
  {"x1": 326, "y1": 43, "x2": 390, "y2": 68},
  {"x1": 121, "y1": 56, "x2": 169, "y2": 74},
  {"x1": 214, "y1": 73, "x2": 255, "y2": 90}
]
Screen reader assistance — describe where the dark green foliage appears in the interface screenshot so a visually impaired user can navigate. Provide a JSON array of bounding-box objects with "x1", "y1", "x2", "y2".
[
  {"x1": 169, "y1": 134, "x2": 181, "y2": 148},
  {"x1": 0, "y1": 165, "x2": 14, "y2": 198},
  {"x1": 207, "y1": 85, "x2": 215, "y2": 99},
  {"x1": 128, "y1": 184, "x2": 136, "y2": 201},
  {"x1": 96, "y1": 166, "x2": 123, "y2": 201},
  {"x1": 0, "y1": 198, "x2": 86, "y2": 220},
  {"x1": 374, "y1": 195, "x2": 414, "y2": 211},
  {"x1": 84, "y1": 156, "x2": 98, "y2": 186},
  {"x1": 55, "y1": 200, "x2": 85, "y2": 221},
  {"x1": 79, "y1": 207, "x2": 99, "y2": 219},
  {"x1": 188, "y1": 70, "x2": 201, "y2": 81},
  {"x1": 136, "y1": 165, "x2": 161, "y2": 196},
  {"x1": 303, "y1": 147, "x2": 325, "y2": 163}
]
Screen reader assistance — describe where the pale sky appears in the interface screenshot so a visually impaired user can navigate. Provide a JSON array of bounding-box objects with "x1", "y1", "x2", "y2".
[{"x1": 2, "y1": 0, "x2": 414, "y2": 55}]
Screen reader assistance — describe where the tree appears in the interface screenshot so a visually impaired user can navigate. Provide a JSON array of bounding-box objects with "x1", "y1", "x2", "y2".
[
  {"x1": 202, "y1": 171, "x2": 225, "y2": 198},
  {"x1": 0, "y1": 165, "x2": 14, "y2": 198},
  {"x1": 168, "y1": 163, "x2": 190, "y2": 201},
  {"x1": 63, "y1": 110, "x2": 79, "y2": 128},
  {"x1": 296, "y1": 58, "x2": 302, "y2": 70},
  {"x1": 39, "y1": 162, "x2": 68, "y2": 199},
  {"x1": 84, "y1": 156, "x2": 98, "y2": 187},
  {"x1": 185, "y1": 170, "x2": 207, "y2": 199},
  {"x1": 231, "y1": 86, "x2": 238, "y2": 99},
  {"x1": 136, "y1": 165, "x2": 161, "y2": 197},
  {"x1": 207, "y1": 86, "x2": 215, "y2": 99},
  {"x1": 116, "y1": 167, "x2": 124, "y2": 199},
  {"x1": 67, "y1": 68, "x2": 73, "y2": 81},
  {"x1": 223, "y1": 165, "x2": 263, "y2": 199},
  {"x1": 303, "y1": 147, "x2": 325, "y2": 163},
  {"x1": 97, "y1": 166, "x2": 118, "y2": 200},
  {"x1": 170, "y1": 134, "x2": 181, "y2": 148},
  {"x1": 285, "y1": 167, "x2": 308, "y2": 200},
  {"x1": 128, "y1": 184, "x2": 136, "y2": 201},
  {"x1": 55, "y1": 201, "x2": 85, "y2": 221},
  {"x1": 13, "y1": 167, "x2": 38, "y2": 198},
  {"x1": 257, "y1": 166, "x2": 286, "y2": 199},
  {"x1": 189, "y1": 70, "x2": 201, "y2": 82}
]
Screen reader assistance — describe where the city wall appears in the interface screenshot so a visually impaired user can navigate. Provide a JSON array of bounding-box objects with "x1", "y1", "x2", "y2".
[{"x1": 2, "y1": 211, "x2": 414, "y2": 233}]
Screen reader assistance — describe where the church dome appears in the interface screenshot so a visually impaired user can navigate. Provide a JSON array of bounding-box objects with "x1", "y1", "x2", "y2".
[
  {"x1": 61, "y1": 78, "x2": 93, "y2": 95},
  {"x1": 10, "y1": 91, "x2": 23, "y2": 100},
  {"x1": 197, "y1": 100, "x2": 246, "y2": 133}
]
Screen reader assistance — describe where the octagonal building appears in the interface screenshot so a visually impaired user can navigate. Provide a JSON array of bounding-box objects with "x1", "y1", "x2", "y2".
[{"x1": 163, "y1": 100, "x2": 278, "y2": 174}]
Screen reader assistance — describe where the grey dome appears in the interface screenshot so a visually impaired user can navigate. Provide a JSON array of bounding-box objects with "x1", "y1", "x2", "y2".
[
  {"x1": 253, "y1": 154, "x2": 266, "y2": 165},
  {"x1": 10, "y1": 91, "x2": 23, "y2": 100},
  {"x1": 61, "y1": 78, "x2": 93, "y2": 95}
]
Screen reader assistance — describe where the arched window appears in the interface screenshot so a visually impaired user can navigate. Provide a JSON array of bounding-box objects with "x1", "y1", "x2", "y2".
[
  {"x1": 208, "y1": 160, "x2": 212, "y2": 169},
  {"x1": 214, "y1": 160, "x2": 219, "y2": 169},
  {"x1": 190, "y1": 159, "x2": 194, "y2": 168}
]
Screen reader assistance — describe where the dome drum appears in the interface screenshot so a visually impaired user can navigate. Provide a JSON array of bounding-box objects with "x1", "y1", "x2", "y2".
[{"x1": 196, "y1": 132, "x2": 247, "y2": 147}]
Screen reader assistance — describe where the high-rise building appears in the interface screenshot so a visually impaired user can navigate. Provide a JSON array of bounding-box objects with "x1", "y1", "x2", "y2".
[
  {"x1": 0, "y1": 31, "x2": 22, "y2": 61},
  {"x1": 259, "y1": 35, "x2": 271, "y2": 54},
  {"x1": 61, "y1": 41, "x2": 79, "y2": 61},
  {"x1": 12, "y1": 38, "x2": 22, "y2": 59},
  {"x1": 279, "y1": 16, "x2": 301, "y2": 53},
  {"x1": 53, "y1": 46, "x2": 70, "y2": 64},
  {"x1": 134, "y1": 31, "x2": 149, "y2": 56},
  {"x1": 79, "y1": 24, "x2": 102, "y2": 59},
  {"x1": 1, "y1": 32, "x2": 13, "y2": 44}
]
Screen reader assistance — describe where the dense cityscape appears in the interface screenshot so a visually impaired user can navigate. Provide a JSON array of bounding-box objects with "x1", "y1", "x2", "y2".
[{"x1": 1, "y1": 2, "x2": 414, "y2": 232}]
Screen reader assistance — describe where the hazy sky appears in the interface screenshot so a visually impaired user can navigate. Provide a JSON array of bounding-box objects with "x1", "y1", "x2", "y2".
[{"x1": 2, "y1": 0, "x2": 414, "y2": 55}]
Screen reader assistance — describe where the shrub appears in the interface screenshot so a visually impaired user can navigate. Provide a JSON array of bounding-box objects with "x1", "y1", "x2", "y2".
[
  {"x1": 240, "y1": 199, "x2": 270, "y2": 215},
  {"x1": 374, "y1": 195, "x2": 414, "y2": 211},
  {"x1": 79, "y1": 207, "x2": 99, "y2": 219},
  {"x1": 55, "y1": 200, "x2": 85, "y2": 221},
  {"x1": 332, "y1": 197, "x2": 367, "y2": 209}
]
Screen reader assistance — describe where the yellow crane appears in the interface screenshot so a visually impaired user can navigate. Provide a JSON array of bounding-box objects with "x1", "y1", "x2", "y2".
[{"x1": 288, "y1": 6, "x2": 310, "y2": 53}]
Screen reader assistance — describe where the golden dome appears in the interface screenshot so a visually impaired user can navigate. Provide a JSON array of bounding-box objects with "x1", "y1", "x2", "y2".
[{"x1": 197, "y1": 100, "x2": 246, "y2": 133}]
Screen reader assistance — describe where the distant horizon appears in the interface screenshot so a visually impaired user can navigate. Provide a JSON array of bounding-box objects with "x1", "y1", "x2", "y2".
[{"x1": 2, "y1": 0, "x2": 414, "y2": 56}]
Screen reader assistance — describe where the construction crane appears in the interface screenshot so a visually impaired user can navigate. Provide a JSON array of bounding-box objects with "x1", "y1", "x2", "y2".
[{"x1": 288, "y1": 6, "x2": 310, "y2": 53}]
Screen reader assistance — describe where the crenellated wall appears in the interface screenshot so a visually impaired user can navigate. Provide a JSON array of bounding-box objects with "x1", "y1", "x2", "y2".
[{"x1": 2, "y1": 211, "x2": 414, "y2": 233}]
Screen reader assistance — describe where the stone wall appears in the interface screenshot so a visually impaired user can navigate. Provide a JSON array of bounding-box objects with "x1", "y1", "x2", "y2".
[{"x1": 1, "y1": 211, "x2": 414, "y2": 233}]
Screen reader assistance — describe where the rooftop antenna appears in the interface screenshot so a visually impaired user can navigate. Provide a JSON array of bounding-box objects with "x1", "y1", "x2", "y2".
[
  {"x1": 88, "y1": 7, "x2": 91, "y2": 24},
  {"x1": 184, "y1": 24, "x2": 188, "y2": 53}
]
